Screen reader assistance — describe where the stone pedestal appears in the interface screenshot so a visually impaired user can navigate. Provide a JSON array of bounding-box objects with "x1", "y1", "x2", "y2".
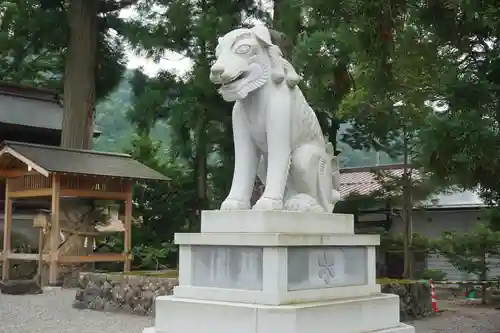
[{"x1": 143, "y1": 211, "x2": 414, "y2": 333}]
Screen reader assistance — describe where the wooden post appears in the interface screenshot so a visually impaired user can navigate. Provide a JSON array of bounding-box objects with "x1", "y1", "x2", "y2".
[
  {"x1": 37, "y1": 227, "x2": 44, "y2": 287},
  {"x1": 2, "y1": 180, "x2": 12, "y2": 280},
  {"x1": 49, "y1": 174, "x2": 60, "y2": 285},
  {"x1": 124, "y1": 181, "x2": 133, "y2": 272}
]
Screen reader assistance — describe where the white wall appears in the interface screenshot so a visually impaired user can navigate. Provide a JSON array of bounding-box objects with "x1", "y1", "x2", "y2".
[
  {"x1": 390, "y1": 209, "x2": 486, "y2": 238},
  {"x1": 391, "y1": 209, "x2": 496, "y2": 281}
]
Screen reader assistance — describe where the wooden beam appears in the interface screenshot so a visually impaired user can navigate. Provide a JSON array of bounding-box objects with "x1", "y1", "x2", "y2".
[
  {"x1": 7, "y1": 253, "x2": 51, "y2": 261},
  {"x1": 60, "y1": 228, "x2": 122, "y2": 237},
  {"x1": 124, "y1": 182, "x2": 133, "y2": 272},
  {"x1": 8, "y1": 188, "x2": 52, "y2": 198},
  {"x1": 0, "y1": 170, "x2": 40, "y2": 178},
  {"x1": 58, "y1": 253, "x2": 128, "y2": 263},
  {"x1": 48, "y1": 174, "x2": 60, "y2": 285},
  {"x1": 2, "y1": 181, "x2": 12, "y2": 280},
  {"x1": 59, "y1": 188, "x2": 128, "y2": 200}
]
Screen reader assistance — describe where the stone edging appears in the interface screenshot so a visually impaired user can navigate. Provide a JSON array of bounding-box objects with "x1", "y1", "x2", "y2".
[
  {"x1": 73, "y1": 272, "x2": 432, "y2": 319},
  {"x1": 381, "y1": 283, "x2": 433, "y2": 320},
  {"x1": 73, "y1": 272, "x2": 177, "y2": 315}
]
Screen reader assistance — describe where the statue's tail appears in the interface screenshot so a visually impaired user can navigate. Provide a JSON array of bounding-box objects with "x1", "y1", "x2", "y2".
[{"x1": 317, "y1": 143, "x2": 341, "y2": 213}]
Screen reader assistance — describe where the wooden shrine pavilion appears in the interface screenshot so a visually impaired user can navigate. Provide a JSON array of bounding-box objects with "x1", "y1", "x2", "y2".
[
  {"x1": 0, "y1": 140, "x2": 168, "y2": 284},
  {"x1": 0, "y1": 81, "x2": 102, "y2": 241}
]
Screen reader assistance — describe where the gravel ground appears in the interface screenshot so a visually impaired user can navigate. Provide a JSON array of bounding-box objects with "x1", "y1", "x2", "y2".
[
  {"x1": 0, "y1": 288, "x2": 153, "y2": 333},
  {"x1": 1, "y1": 289, "x2": 500, "y2": 333},
  {"x1": 408, "y1": 302, "x2": 500, "y2": 333}
]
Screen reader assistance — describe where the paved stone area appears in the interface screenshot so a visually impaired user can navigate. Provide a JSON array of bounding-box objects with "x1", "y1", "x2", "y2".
[{"x1": 1, "y1": 288, "x2": 500, "y2": 333}]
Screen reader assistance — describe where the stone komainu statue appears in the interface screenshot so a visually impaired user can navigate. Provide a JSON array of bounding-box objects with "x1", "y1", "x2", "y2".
[{"x1": 209, "y1": 25, "x2": 341, "y2": 213}]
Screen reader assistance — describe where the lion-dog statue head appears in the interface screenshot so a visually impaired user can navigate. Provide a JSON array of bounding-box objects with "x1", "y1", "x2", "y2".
[{"x1": 209, "y1": 25, "x2": 302, "y2": 101}]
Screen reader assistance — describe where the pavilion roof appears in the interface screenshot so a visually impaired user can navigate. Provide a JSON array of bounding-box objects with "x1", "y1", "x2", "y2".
[{"x1": 0, "y1": 141, "x2": 168, "y2": 181}]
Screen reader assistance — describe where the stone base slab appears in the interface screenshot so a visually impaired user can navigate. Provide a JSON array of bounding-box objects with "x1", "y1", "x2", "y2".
[
  {"x1": 372, "y1": 325, "x2": 415, "y2": 333},
  {"x1": 147, "y1": 293, "x2": 414, "y2": 333},
  {"x1": 173, "y1": 284, "x2": 381, "y2": 305},
  {"x1": 143, "y1": 325, "x2": 414, "y2": 333},
  {"x1": 200, "y1": 210, "x2": 354, "y2": 234}
]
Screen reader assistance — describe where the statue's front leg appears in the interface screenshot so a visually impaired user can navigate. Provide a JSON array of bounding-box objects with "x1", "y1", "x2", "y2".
[
  {"x1": 253, "y1": 91, "x2": 291, "y2": 211},
  {"x1": 221, "y1": 104, "x2": 259, "y2": 210}
]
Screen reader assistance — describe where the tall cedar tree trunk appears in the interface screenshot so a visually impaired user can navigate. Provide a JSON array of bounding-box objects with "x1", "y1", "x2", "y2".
[
  {"x1": 402, "y1": 133, "x2": 413, "y2": 278},
  {"x1": 61, "y1": 0, "x2": 99, "y2": 149},
  {"x1": 56, "y1": 0, "x2": 99, "y2": 282},
  {"x1": 192, "y1": 115, "x2": 207, "y2": 231},
  {"x1": 190, "y1": 0, "x2": 209, "y2": 230}
]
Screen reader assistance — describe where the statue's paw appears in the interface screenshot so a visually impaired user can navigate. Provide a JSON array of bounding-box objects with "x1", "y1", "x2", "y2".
[
  {"x1": 220, "y1": 198, "x2": 250, "y2": 210},
  {"x1": 284, "y1": 194, "x2": 324, "y2": 213},
  {"x1": 331, "y1": 190, "x2": 341, "y2": 205},
  {"x1": 253, "y1": 197, "x2": 283, "y2": 211}
]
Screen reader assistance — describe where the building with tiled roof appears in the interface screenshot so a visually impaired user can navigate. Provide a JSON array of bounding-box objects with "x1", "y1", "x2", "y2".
[{"x1": 340, "y1": 163, "x2": 489, "y2": 280}]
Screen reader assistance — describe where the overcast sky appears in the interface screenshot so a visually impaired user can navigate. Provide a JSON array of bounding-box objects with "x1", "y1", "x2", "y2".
[
  {"x1": 126, "y1": 50, "x2": 193, "y2": 77},
  {"x1": 119, "y1": 8, "x2": 193, "y2": 76},
  {"x1": 120, "y1": 2, "x2": 271, "y2": 77}
]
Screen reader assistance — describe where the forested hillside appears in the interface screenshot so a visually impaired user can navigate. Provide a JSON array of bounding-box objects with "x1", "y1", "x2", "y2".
[
  {"x1": 93, "y1": 72, "x2": 397, "y2": 168},
  {"x1": 93, "y1": 71, "x2": 172, "y2": 155}
]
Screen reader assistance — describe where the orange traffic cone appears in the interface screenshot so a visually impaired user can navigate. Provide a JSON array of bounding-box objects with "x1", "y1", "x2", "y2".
[{"x1": 430, "y1": 279, "x2": 439, "y2": 313}]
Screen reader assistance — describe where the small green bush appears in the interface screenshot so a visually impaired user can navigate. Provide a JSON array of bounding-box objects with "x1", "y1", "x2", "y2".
[{"x1": 414, "y1": 269, "x2": 447, "y2": 281}]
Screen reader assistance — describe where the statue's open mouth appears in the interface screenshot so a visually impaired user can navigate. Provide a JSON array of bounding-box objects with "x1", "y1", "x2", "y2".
[{"x1": 221, "y1": 72, "x2": 246, "y2": 86}]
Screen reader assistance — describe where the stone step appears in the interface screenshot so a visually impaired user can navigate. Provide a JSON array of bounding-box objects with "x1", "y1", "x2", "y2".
[{"x1": 153, "y1": 293, "x2": 403, "y2": 333}]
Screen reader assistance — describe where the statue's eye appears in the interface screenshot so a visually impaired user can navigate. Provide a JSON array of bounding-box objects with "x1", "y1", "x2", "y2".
[{"x1": 235, "y1": 44, "x2": 251, "y2": 54}]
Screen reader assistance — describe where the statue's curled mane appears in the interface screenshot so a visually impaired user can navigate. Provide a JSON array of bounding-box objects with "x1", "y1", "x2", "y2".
[{"x1": 262, "y1": 38, "x2": 302, "y2": 89}]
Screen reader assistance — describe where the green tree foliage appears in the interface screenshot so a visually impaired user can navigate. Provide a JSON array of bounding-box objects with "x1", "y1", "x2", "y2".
[
  {"x1": 380, "y1": 231, "x2": 434, "y2": 255},
  {"x1": 0, "y1": 0, "x2": 130, "y2": 98},
  {"x1": 119, "y1": 0, "x2": 270, "y2": 230},
  {"x1": 132, "y1": 243, "x2": 176, "y2": 271},
  {"x1": 370, "y1": 169, "x2": 448, "y2": 208},
  {"x1": 93, "y1": 72, "x2": 134, "y2": 152},
  {"x1": 272, "y1": 0, "x2": 356, "y2": 153},
  {"x1": 0, "y1": 0, "x2": 65, "y2": 87},
  {"x1": 332, "y1": 0, "x2": 452, "y2": 278},
  {"x1": 96, "y1": 133, "x2": 199, "y2": 269},
  {"x1": 337, "y1": 1, "x2": 447, "y2": 166},
  {"x1": 416, "y1": 1, "x2": 500, "y2": 209},
  {"x1": 127, "y1": 134, "x2": 197, "y2": 237},
  {"x1": 435, "y1": 224, "x2": 500, "y2": 303}
]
